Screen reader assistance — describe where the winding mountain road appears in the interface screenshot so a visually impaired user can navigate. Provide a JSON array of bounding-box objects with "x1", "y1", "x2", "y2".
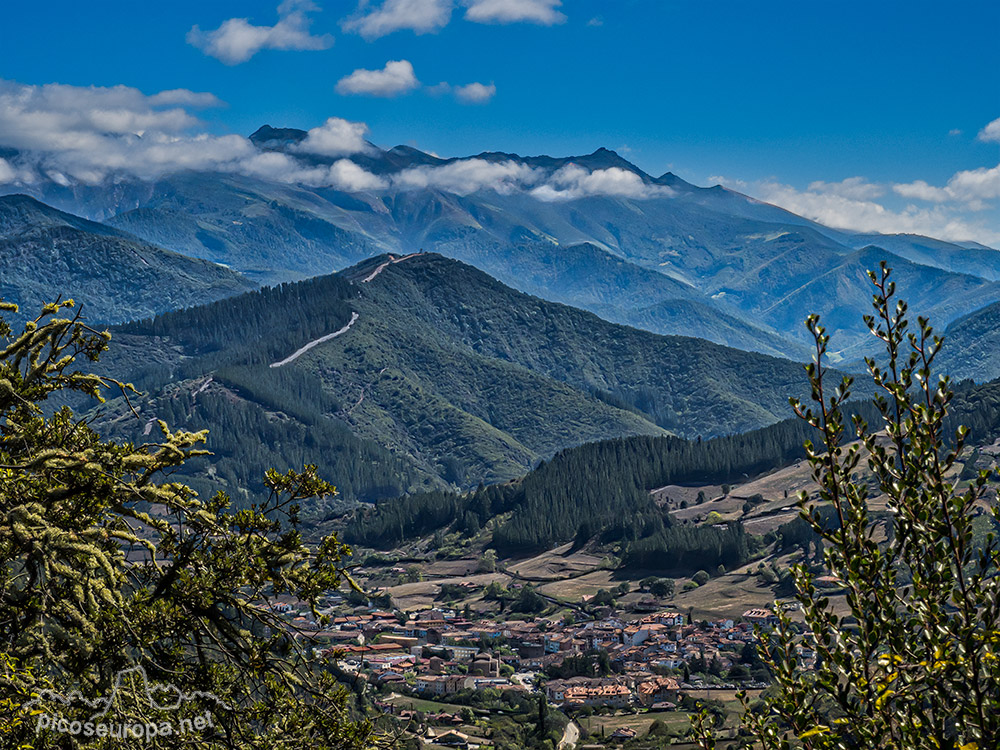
[
  {"x1": 360, "y1": 252, "x2": 422, "y2": 283},
  {"x1": 268, "y1": 252, "x2": 421, "y2": 368},
  {"x1": 269, "y1": 311, "x2": 359, "y2": 368}
]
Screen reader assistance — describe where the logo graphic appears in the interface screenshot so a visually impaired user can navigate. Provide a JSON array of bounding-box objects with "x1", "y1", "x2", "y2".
[{"x1": 25, "y1": 665, "x2": 231, "y2": 743}]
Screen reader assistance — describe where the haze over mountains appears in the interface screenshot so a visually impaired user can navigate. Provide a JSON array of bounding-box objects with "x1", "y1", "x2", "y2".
[
  {"x1": 0, "y1": 194, "x2": 252, "y2": 323},
  {"x1": 2, "y1": 128, "x2": 1000, "y2": 503},
  {"x1": 3, "y1": 128, "x2": 999, "y2": 363}
]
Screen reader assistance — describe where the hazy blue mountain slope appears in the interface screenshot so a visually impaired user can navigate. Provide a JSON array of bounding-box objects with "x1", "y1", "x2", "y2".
[
  {"x1": 0, "y1": 194, "x2": 254, "y2": 323},
  {"x1": 751, "y1": 246, "x2": 1000, "y2": 361},
  {"x1": 847, "y1": 233, "x2": 1000, "y2": 280},
  {"x1": 104, "y1": 173, "x2": 394, "y2": 284},
  {"x1": 4, "y1": 139, "x2": 996, "y2": 361},
  {"x1": 938, "y1": 300, "x2": 1000, "y2": 382}
]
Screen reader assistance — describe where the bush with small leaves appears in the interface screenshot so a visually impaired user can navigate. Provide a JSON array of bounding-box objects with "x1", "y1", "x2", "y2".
[{"x1": 695, "y1": 264, "x2": 1000, "y2": 749}]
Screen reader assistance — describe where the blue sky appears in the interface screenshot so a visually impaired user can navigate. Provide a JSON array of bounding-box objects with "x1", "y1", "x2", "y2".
[{"x1": 1, "y1": 0, "x2": 998, "y2": 243}]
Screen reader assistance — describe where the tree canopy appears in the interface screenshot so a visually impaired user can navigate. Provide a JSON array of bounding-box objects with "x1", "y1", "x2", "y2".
[{"x1": 0, "y1": 299, "x2": 386, "y2": 748}]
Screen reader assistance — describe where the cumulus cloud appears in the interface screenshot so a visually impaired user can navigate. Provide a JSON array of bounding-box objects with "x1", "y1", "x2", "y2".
[
  {"x1": 0, "y1": 79, "x2": 238, "y2": 182},
  {"x1": 293, "y1": 116, "x2": 373, "y2": 155},
  {"x1": 241, "y1": 151, "x2": 387, "y2": 189},
  {"x1": 893, "y1": 164, "x2": 1000, "y2": 207},
  {"x1": 531, "y1": 164, "x2": 671, "y2": 201},
  {"x1": 336, "y1": 60, "x2": 420, "y2": 97},
  {"x1": 0, "y1": 79, "x2": 386, "y2": 190},
  {"x1": 464, "y1": 0, "x2": 565, "y2": 24},
  {"x1": 746, "y1": 179, "x2": 999, "y2": 244},
  {"x1": 342, "y1": 0, "x2": 451, "y2": 39},
  {"x1": 395, "y1": 158, "x2": 541, "y2": 194},
  {"x1": 187, "y1": 0, "x2": 333, "y2": 65},
  {"x1": 806, "y1": 176, "x2": 884, "y2": 201},
  {"x1": 454, "y1": 82, "x2": 496, "y2": 103},
  {"x1": 893, "y1": 179, "x2": 951, "y2": 203},
  {"x1": 978, "y1": 116, "x2": 1000, "y2": 143},
  {"x1": 328, "y1": 158, "x2": 388, "y2": 189}
]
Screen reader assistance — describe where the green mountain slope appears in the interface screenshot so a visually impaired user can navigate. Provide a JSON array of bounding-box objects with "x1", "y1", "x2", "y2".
[
  {"x1": 94, "y1": 253, "x2": 819, "y2": 504},
  {"x1": 0, "y1": 194, "x2": 254, "y2": 323}
]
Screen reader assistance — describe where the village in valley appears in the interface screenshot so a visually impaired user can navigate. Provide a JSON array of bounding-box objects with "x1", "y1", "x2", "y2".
[{"x1": 264, "y1": 577, "x2": 808, "y2": 749}]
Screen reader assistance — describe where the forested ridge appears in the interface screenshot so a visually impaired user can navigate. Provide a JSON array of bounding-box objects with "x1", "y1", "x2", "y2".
[
  {"x1": 345, "y1": 376, "x2": 1000, "y2": 567},
  {"x1": 89, "y1": 253, "x2": 840, "y2": 511}
]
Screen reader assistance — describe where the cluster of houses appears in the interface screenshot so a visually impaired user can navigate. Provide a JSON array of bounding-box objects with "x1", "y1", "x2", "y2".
[{"x1": 262, "y1": 597, "x2": 790, "y2": 712}]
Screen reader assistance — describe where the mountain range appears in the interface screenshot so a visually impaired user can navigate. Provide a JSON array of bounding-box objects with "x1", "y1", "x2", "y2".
[
  {"x1": 0, "y1": 194, "x2": 252, "y2": 324},
  {"x1": 91, "y1": 252, "x2": 823, "y2": 507},
  {"x1": 2, "y1": 131, "x2": 999, "y2": 509},
  {"x1": 4, "y1": 130, "x2": 999, "y2": 362}
]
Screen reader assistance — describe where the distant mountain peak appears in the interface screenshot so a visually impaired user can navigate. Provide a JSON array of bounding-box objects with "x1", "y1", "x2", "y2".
[
  {"x1": 388, "y1": 144, "x2": 428, "y2": 156},
  {"x1": 249, "y1": 125, "x2": 308, "y2": 149},
  {"x1": 0, "y1": 193, "x2": 126, "y2": 237}
]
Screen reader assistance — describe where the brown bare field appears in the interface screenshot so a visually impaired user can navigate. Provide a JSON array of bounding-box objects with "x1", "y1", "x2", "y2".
[
  {"x1": 670, "y1": 568, "x2": 779, "y2": 620},
  {"x1": 507, "y1": 543, "x2": 607, "y2": 580},
  {"x1": 537, "y1": 569, "x2": 616, "y2": 600},
  {"x1": 380, "y1": 572, "x2": 510, "y2": 611}
]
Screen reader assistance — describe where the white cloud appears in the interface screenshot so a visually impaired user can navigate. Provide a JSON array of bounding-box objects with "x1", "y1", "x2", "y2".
[
  {"x1": 893, "y1": 179, "x2": 951, "y2": 203},
  {"x1": 978, "y1": 116, "x2": 1000, "y2": 143},
  {"x1": 0, "y1": 78, "x2": 387, "y2": 190},
  {"x1": 806, "y1": 176, "x2": 884, "y2": 201},
  {"x1": 336, "y1": 60, "x2": 420, "y2": 97},
  {"x1": 892, "y1": 164, "x2": 1000, "y2": 207},
  {"x1": 148, "y1": 89, "x2": 224, "y2": 108},
  {"x1": 0, "y1": 79, "x2": 242, "y2": 183},
  {"x1": 392, "y1": 159, "x2": 674, "y2": 200},
  {"x1": 945, "y1": 163, "x2": 1000, "y2": 204},
  {"x1": 241, "y1": 151, "x2": 387, "y2": 189},
  {"x1": 342, "y1": 0, "x2": 451, "y2": 39},
  {"x1": 395, "y1": 158, "x2": 542, "y2": 194},
  {"x1": 0, "y1": 157, "x2": 15, "y2": 183},
  {"x1": 749, "y1": 179, "x2": 999, "y2": 244},
  {"x1": 454, "y1": 82, "x2": 496, "y2": 103},
  {"x1": 464, "y1": 0, "x2": 565, "y2": 24},
  {"x1": 426, "y1": 81, "x2": 496, "y2": 103},
  {"x1": 531, "y1": 164, "x2": 671, "y2": 201},
  {"x1": 293, "y1": 116, "x2": 373, "y2": 155},
  {"x1": 328, "y1": 158, "x2": 388, "y2": 190},
  {"x1": 187, "y1": 0, "x2": 333, "y2": 65},
  {"x1": 949, "y1": 128, "x2": 962, "y2": 137}
]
